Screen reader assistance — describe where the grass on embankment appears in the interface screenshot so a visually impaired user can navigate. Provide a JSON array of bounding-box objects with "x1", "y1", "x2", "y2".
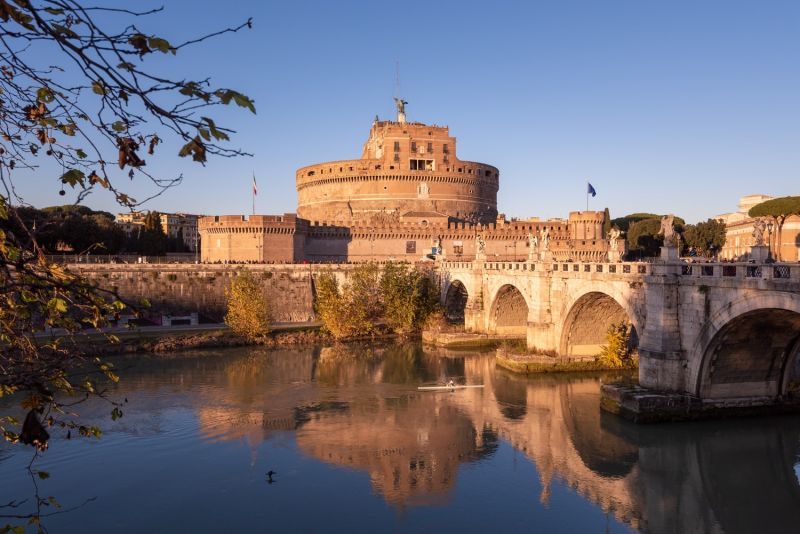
[
  {"x1": 495, "y1": 339, "x2": 638, "y2": 375},
  {"x1": 81, "y1": 324, "x2": 330, "y2": 355}
]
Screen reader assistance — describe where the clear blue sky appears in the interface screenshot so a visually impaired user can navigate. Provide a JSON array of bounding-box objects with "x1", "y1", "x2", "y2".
[{"x1": 16, "y1": 0, "x2": 800, "y2": 223}]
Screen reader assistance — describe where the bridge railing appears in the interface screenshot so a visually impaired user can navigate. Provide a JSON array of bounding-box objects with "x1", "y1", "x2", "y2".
[
  {"x1": 678, "y1": 262, "x2": 800, "y2": 281},
  {"x1": 440, "y1": 259, "x2": 652, "y2": 276},
  {"x1": 441, "y1": 258, "x2": 800, "y2": 282}
]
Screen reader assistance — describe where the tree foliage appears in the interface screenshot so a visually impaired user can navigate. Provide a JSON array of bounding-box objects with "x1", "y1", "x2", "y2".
[
  {"x1": 315, "y1": 263, "x2": 441, "y2": 340},
  {"x1": 598, "y1": 322, "x2": 634, "y2": 368},
  {"x1": 682, "y1": 218, "x2": 726, "y2": 256},
  {"x1": 748, "y1": 196, "x2": 800, "y2": 261},
  {"x1": 625, "y1": 214, "x2": 685, "y2": 257},
  {"x1": 315, "y1": 263, "x2": 382, "y2": 339},
  {"x1": 0, "y1": 1, "x2": 253, "y2": 526},
  {"x1": 611, "y1": 213, "x2": 661, "y2": 232},
  {"x1": 380, "y1": 262, "x2": 440, "y2": 334},
  {"x1": 602, "y1": 207, "x2": 611, "y2": 238},
  {"x1": 748, "y1": 196, "x2": 800, "y2": 219},
  {"x1": 225, "y1": 271, "x2": 270, "y2": 340}
]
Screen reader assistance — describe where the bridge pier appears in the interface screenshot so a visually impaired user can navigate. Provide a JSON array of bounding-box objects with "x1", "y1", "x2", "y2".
[
  {"x1": 638, "y1": 263, "x2": 686, "y2": 392},
  {"x1": 527, "y1": 321, "x2": 557, "y2": 355}
]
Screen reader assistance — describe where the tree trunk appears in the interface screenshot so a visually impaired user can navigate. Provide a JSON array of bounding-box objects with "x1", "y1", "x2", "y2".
[{"x1": 776, "y1": 215, "x2": 787, "y2": 262}]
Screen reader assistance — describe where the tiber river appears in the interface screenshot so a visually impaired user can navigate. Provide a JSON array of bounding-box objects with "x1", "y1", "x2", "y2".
[{"x1": 3, "y1": 343, "x2": 800, "y2": 533}]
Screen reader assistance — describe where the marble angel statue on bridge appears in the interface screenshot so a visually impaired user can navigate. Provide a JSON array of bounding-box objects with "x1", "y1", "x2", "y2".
[
  {"x1": 659, "y1": 215, "x2": 677, "y2": 247},
  {"x1": 476, "y1": 234, "x2": 486, "y2": 255}
]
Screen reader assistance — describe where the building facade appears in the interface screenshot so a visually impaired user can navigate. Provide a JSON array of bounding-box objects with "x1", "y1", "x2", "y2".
[
  {"x1": 117, "y1": 211, "x2": 201, "y2": 252},
  {"x1": 716, "y1": 195, "x2": 800, "y2": 261}
]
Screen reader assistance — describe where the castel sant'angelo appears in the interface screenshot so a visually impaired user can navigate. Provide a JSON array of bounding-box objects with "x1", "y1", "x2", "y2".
[{"x1": 199, "y1": 100, "x2": 622, "y2": 263}]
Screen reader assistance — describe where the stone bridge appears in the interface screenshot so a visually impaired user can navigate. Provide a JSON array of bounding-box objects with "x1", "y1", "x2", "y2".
[{"x1": 437, "y1": 254, "x2": 800, "y2": 413}]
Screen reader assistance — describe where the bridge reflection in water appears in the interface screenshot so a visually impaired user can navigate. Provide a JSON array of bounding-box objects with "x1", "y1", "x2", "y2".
[{"x1": 161, "y1": 344, "x2": 800, "y2": 533}]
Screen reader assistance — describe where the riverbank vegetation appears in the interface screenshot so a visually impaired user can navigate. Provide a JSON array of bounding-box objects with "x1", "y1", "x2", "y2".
[
  {"x1": 224, "y1": 271, "x2": 271, "y2": 340},
  {"x1": 598, "y1": 322, "x2": 637, "y2": 369},
  {"x1": 315, "y1": 262, "x2": 441, "y2": 340}
]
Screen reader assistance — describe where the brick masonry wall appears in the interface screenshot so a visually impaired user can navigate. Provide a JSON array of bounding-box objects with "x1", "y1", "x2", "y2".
[{"x1": 69, "y1": 264, "x2": 329, "y2": 323}]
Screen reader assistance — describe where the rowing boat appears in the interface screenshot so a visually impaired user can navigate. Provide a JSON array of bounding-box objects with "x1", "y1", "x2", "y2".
[{"x1": 417, "y1": 385, "x2": 485, "y2": 391}]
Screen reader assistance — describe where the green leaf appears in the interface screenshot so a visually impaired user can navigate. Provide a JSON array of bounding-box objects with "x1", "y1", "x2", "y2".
[
  {"x1": 37, "y1": 87, "x2": 54, "y2": 103},
  {"x1": 197, "y1": 127, "x2": 210, "y2": 142},
  {"x1": 215, "y1": 90, "x2": 256, "y2": 114},
  {"x1": 36, "y1": 470, "x2": 50, "y2": 480},
  {"x1": 58, "y1": 122, "x2": 76, "y2": 136},
  {"x1": 47, "y1": 298, "x2": 68, "y2": 314},
  {"x1": 59, "y1": 168, "x2": 85, "y2": 187},
  {"x1": 111, "y1": 121, "x2": 126, "y2": 133},
  {"x1": 76, "y1": 148, "x2": 88, "y2": 159},
  {"x1": 148, "y1": 36, "x2": 175, "y2": 55},
  {"x1": 201, "y1": 117, "x2": 229, "y2": 141},
  {"x1": 117, "y1": 61, "x2": 135, "y2": 71},
  {"x1": 91, "y1": 81, "x2": 106, "y2": 96},
  {"x1": 44, "y1": 7, "x2": 64, "y2": 15}
]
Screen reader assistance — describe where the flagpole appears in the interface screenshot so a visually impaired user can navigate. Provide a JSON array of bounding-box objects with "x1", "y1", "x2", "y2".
[
  {"x1": 586, "y1": 181, "x2": 589, "y2": 212},
  {"x1": 252, "y1": 171, "x2": 256, "y2": 216}
]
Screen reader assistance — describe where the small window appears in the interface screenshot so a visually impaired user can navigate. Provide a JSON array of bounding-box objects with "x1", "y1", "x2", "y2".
[
  {"x1": 410, "y1": 159, "x2": 434, "y2": 171},
  {"x1": 411, "y1": 141, "x2": 417, "y2": 152},
  {"x1": 485, "y1": 170, "x2": 491, "y2": 177},
  {"x1": 393, "y1": 141, "x2": 400, "y2": 152},
  {"x1": 406, "y1": 241, "x2": 416, "y2": 254},
  {"x1": 427, "y1": 142, "x2": 433, "y2": 153},
  {"x1": 443, "y1": 144, "x2": 449, "y2": 154}
]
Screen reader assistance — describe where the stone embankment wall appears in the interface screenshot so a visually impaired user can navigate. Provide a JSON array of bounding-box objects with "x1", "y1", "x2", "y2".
[{"x1": 68, "y1": 264, "x2": 350, "y2": 322}]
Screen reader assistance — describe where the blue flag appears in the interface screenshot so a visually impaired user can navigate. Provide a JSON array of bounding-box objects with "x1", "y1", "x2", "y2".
[{"x1": 587, "y1": 182, "x2": 597, "y2": 197}]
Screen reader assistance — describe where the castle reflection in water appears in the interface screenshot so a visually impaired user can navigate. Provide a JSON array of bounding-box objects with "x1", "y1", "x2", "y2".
[{"x1": 119, "y1": 345, "x2": 800, "y2": 533}]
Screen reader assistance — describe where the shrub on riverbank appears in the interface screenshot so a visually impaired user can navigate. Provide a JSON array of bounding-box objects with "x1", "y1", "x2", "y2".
[
  {"x1": 315, "y1": 262, "x2": 441, "y2": 340},
  {"x1": 598, "y1": 322, "x2": 635, "y2": 369},
  {"x1": 225, "y1": 270, "x2": 271, "y2": 340},
  {"x1": 381, "y1": 262, "x2": 440, "y2": 334}
]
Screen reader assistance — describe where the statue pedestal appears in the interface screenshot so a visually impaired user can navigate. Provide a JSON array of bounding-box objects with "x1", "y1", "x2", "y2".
[
  {"x1": 541, "y1": 250, "x2": 553, "y2": 262},
  {"x1": 528, "y1": 251, "x2": 540, "y2": 262},
  {"x1": 660, "y1": 246, "x2": 680, "y2": 262},
  {"x1": 607, "y1": 249, "x2": 621, "y2": 263},
  {"x1": 749, "y1": 245, "x2": 770, "y2": 262}
]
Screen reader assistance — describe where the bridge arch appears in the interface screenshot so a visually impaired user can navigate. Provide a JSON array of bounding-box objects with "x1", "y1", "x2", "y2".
[
  {"x1": 443, "y1": 279, "x2": 469, "y2": 324},
  {"x1": 559, "y1": 289, "x2": 640, "y2": 359},
  {"x1": 488, "y1": 283, "x2": 529, "y2": 335},
  {"x1": 689, "y1": 292, "x2": 800, "y2": 399}
]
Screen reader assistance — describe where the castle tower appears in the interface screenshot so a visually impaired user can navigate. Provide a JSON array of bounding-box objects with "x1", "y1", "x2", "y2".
[{"x1": 295, "y1": 111, "x2": 499, "y2": 224}]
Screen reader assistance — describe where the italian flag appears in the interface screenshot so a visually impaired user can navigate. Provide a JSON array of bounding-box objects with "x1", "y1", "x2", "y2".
[{"x1": 252, "y1": 174, "x2": 258, "y2": 196}]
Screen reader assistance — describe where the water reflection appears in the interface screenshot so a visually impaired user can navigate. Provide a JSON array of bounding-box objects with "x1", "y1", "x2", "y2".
[{"x1": 4, "y1": 343, "x2": 800, "y2": 533}]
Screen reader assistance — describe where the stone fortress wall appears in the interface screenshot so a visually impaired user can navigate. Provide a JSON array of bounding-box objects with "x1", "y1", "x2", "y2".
[
  {"x1": 199, "y1": 210, "x2": 618, "y2": 263},
  {"x1": 69, "y1": 264, "x2": 322, "y2": 322}
]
